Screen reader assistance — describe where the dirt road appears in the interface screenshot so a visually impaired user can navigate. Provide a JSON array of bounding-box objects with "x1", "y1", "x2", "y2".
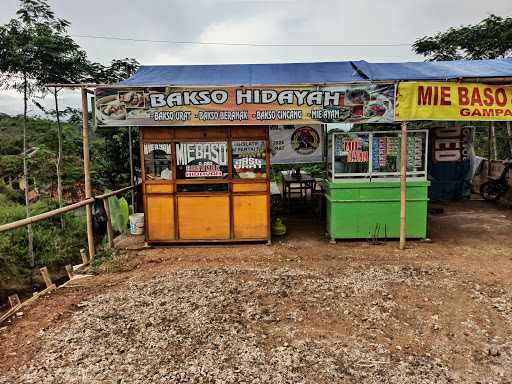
[{"x1": 1, "y1": 201, "x2": 511, "y2": 383}]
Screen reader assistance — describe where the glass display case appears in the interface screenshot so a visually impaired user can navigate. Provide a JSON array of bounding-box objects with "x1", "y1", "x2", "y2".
[
  {"x1": 143, "y1": 143, "x2": 172, "y2": 180},
  {"x1": 328, "y1": 130, "x2": 428, "y2": 181},
  {"x1": 325, "y1": 129, "x2": 430, "y2": 240}
]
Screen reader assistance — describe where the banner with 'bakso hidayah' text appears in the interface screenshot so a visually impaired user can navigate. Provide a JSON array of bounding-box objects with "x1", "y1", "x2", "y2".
[{"x1": 95, "y1": 84, "x2": 395, "y2": 127}]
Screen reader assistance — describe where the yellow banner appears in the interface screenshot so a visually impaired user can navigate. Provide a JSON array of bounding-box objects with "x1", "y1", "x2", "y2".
[{"x1": 396, "y1": 82, "x2": 512, "y2": 121}]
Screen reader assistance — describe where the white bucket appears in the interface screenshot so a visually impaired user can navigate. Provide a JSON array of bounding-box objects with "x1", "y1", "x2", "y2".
[{"x1": 129, "y1": 213, "x2": 145, "y2": 235}]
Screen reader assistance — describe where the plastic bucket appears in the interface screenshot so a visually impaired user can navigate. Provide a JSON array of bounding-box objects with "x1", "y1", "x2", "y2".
[{"x1": 129, "y1": 213, "x2": 145, "y2": 235}]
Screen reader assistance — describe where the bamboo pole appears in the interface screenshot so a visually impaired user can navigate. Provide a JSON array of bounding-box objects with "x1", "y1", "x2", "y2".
[
  {"x1": 0, "y1": 198, "x2": 94, "y2": 233},
  {"x1": 82, "y1": 88, "x2": 95, "y2": 260},
  {"x1": 0, "y1": 185, "x2": 136, "y2": 233},
  {"x1": 95, "y1": 185, "x2": 137, "y2": 200},
  {"x1": 102, "y1": 198, "x2": 114, "y2": 249},
  {"x1": 128, "y1": 127, "x2": 136, "y2": 210},
  {"x1": 399, "y1": 121, "x2": 408, "y2": 250},
  {"x1": 22, "y1": 71, "x2": 34, "y2": 279}
]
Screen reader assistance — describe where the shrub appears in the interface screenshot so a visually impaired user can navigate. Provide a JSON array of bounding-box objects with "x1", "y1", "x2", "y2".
[{"x1": 0, "y1": 198, "x2": 87, "y2": 288}]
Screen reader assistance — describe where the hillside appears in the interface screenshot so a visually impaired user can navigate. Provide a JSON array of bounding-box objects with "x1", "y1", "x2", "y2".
[{"x1": 0, "y1": 114, "x2": 138, "y2": 304}]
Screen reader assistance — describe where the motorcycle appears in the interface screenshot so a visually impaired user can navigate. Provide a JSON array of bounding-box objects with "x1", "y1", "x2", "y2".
[{"x1": 480, "y1": 159, "x2": 512, "y2": 201}]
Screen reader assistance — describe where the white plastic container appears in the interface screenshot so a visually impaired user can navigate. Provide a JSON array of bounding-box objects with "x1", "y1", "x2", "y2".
[{"x1": 129, "y1": 213, "x2": 145, "y2": 235}]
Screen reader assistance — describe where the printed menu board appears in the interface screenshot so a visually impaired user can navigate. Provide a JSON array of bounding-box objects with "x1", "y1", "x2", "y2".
[
  {"x1": 371, "y1": 134, "x2": 424, "y2": 173},
  {"x1": 408, "y1": 136, "x2": 425, "y2": 170},
  {"x1": 371, "y1": 135, "x2": 400, "y2": 173},
  {"x1": 232, "y1": 140, "x2": 267, "y2": 179}
]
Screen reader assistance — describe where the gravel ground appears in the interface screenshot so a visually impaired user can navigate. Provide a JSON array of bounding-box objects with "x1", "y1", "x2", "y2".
[{"x1": 2, "y1": 264, "x2": 511, "y2": 384}]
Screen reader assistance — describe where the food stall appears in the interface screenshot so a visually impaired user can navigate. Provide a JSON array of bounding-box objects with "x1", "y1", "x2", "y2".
[
  {"x1": 94, "y1": 62, "x2": 397, "y2": 244},
  {"x1": 325, "y1": 129, "x2": 430, "y2": 240},
  {"x1": 91, "y1": 59, "x2": 512, "y2": 245},
  {"x1": 140, "y1": 125, "x2": 270, "y2": 242}
]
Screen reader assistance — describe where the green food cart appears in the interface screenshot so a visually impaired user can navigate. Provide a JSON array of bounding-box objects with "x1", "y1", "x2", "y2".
[{"x1": 325, "y1": 129, "x2": 430, "y2": 240}]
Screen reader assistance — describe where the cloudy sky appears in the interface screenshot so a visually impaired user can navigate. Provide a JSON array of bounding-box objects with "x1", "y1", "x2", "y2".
[{"x1": 1, "y1": 0, "x2": 511, "y2": 115}]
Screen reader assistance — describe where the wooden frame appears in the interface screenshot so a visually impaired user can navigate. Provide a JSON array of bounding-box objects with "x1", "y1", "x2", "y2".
[{"x1": 140, "y1": 126, "x2": 271, "y2": 244}]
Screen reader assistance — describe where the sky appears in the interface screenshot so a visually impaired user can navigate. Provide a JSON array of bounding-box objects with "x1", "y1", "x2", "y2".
[{"x1": 0, "y1": 0, "x2": 511, "y2": 115}]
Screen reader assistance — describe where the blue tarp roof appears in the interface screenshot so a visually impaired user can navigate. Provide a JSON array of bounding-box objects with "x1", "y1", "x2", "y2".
[
  {"x1": 119, "y1": 61, "x2": 366, "y2": 86},
  {"x1": 355, "y1": 58, "x2": 512, "y2": 81},
  {"x1": 118, "y1": 58, "x2": 512, "y2": 86}
]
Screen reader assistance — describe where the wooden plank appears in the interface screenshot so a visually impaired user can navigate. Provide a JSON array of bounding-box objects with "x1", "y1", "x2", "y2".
[
  {"x1": 73, "y1": 262, "x2": 89, "y2": 272},
  {"x1": 39, "y1": 267, "x2": 52, "y2": 288},
  {"x1": 174, "y1": 126, "x2": 227, "y2": 139},
  {"x1": 233, "y1": 195, "x2": 268, "y2": 239},
  {"x1": 8, "y1": 294, "x2": 20, "y2": 309},
  {"x1": 232, "y1": 183, "x2": 268, "y2": 193},
  {"x1": 59, "y1": 273, "x2": 92, "y2": 288},
  {"x1": 177, "y1": 195, "x2": 230, "y2": 240},
  {"x1": 80, "y1": 248, "x2": 88, "y2": 264},
  {"x1": 0, "y1": 284, "x2": 56, "y2": 324},
  {"x1": 146, "y1": 194, "x2": 175, "y2": 241},
  {"x1": 231, "y1": 126, "x2": 266, "y2": 138},
  {"x1": 65, "y1": 264, "x2": 74, "y2": 279},
  {"x1": 145, "y1": 184, "x2": 174, "y2": 194},
  {"x1": 141, "y1": 126, "x2": 173, "y2": 140}
]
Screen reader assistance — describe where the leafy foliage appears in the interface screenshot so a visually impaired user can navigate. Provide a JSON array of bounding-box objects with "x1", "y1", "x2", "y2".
[
  {"x1": 413, "y1": 15, "x2": 512, "y2": 61},
  {"x1": 0, "y1": 115, "x2": 84, "y2": 194},
  {"x1": 0, "y1": 1, "x2": 141, "y2": 296},
  {"x1": 0, "y1": 196, "x2": 86, "y2": 287},
  {"x1": 0, "y1": 0, "x2": 89, "y2": 97},
  {"x1": 108, "y1": 194, "x2": 130, "y2": 234}
]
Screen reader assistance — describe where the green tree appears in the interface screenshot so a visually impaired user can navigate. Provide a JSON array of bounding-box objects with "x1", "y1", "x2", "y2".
[
  {"x1": 87, "y1": 58, "x2": 140, "y2": 84},
  {"x1": 413, "y1": 14, "x2": 512, "y2": 61},
  {"x1": 413, "y1": 14, "x2": 512, "y2": 159},
  {"x1": 0, "y1": 0, "x2": 88, "y2": 270}
]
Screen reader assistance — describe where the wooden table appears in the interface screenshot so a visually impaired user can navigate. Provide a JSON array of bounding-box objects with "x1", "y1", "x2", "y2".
[{"x1": 282, "y1": 173, "x2": 316, "y2": 203}]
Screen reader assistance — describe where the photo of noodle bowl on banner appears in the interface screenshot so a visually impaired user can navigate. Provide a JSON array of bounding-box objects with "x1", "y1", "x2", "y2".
[{"x1": 95, "y1": 84, "x2": 395, "y2": 127}]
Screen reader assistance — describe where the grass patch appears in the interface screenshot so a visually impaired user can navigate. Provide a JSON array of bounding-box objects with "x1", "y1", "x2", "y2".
[{"x1": 88, "y1": 249, "x2": 132, "y2": 274}]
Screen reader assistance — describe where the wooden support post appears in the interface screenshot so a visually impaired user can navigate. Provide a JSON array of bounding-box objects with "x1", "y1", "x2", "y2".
[
  {"x1": 399, "y1": 121, "x2": 408, "y2": 250},
  {"x1": 65, "y1": 264, "x2": 74, "y2": 280},
  {"x1": 8, "y1": 294, "x2": 21, "y2": 309},
  {"x1": 39, "y1": 267, "x2": 52, "y2": 288},
  {"x1": 507, "y1": 122, "x2": 512, "y2": 158},
  {"x1": 80, "y1": 248, "x2": 88, "y2": 264},
  {"x1": 487, "y1": 124, "x2": 493, "y2": 176},
  {"x1": 81, "y1": 88, "x2": 95, "y2": 260},
  {"x1": 128, "y1": 126, "x2": 136, "y2": 211},
  {"x1": 491, "y1": 121, "x2": 497, "y2": 160},
  {"x1": 102, "y1": 198, "x2": 114, "y2": 249}
]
